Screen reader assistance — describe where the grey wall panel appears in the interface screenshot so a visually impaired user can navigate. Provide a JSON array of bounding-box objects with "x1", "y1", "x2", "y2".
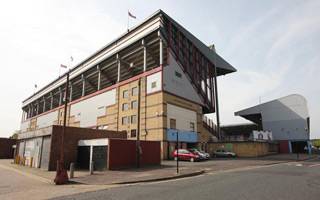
[{"x1": 40, "y1": 136, "x2": 51, "y2": 170}]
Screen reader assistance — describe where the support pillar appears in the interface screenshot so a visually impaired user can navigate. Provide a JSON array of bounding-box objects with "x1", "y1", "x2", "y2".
[
  {"x1": 117, "y1": 54, "x2": 121, "y2": 82},
  {"x1": 142, "y1": 39, "x2": 147, "y2": 71},
  {"x1": 81, "y1": 74, "x2": 86, "y2": 97},
  {"x1": 43, "y1": 97, "x2": 46, "y2": 113},
  {"x1": 159, "y1": 37, "x2": 163, "y2": 66},
  {"x1": 36, "y1": 101, "x2": 39, "y2": 115},
  {"x1": 59, "y1": 87, "x2": 62, "y2": 106},
  {"x1": 97, "y1": 65, "x2": 101, "y2": 90},
  {"x1": 69, "y1": 83, "x2": 73, "y2": 102},
  {"x1": 50, "y1": 92, "x2": 53, "y2": 110}
]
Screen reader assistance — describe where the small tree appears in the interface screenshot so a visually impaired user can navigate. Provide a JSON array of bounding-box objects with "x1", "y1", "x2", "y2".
[{"x1": 10, "y1": 130, "x2": 20, "y2": 139}]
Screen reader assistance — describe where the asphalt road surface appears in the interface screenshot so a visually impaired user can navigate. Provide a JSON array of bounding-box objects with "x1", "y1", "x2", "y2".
[{"x1": 52, "y1": 160, "x2": 320, "y2": 200}]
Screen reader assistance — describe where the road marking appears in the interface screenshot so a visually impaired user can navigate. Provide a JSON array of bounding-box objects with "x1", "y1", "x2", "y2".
[{"x1": 309, "y1": 163, "x2": 320, "y2": 168}]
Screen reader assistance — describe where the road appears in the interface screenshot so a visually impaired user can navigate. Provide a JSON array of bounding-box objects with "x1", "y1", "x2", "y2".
[{"x1": 52, "y1": 159, "x2": 320, "y2": 200}]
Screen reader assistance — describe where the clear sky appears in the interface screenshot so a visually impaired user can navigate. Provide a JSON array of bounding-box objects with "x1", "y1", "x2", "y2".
[{"x1": 0, "y1": 0, "x2": 319, "y2": 138}]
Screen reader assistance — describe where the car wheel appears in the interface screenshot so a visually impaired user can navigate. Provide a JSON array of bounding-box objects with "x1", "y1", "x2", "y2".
[
  {"x1": 190, "y1": 158, "x2": 194, "y2": 162},
  {"x1": 174, "y1": 157, "x2": 178, "y2": 161}
]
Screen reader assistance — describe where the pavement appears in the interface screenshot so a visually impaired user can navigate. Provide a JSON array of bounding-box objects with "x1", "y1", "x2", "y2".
[
  {"x1": 0, "y1": 154, "x2": 318, "y2": 200},
  {"x1": 51, "y1": 157, "x2": 320, "y2": 200},
  {"x1": 0, "y1": 154, "x2": 315, "y2": 185}
]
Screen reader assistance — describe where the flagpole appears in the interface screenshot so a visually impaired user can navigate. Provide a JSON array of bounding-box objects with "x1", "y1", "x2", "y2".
[{"x1": 127, "y1": 10, "x2": 129, "y2": 32}]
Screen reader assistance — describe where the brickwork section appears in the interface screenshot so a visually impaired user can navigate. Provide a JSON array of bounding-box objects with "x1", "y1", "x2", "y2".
[
  {"x1": 0, "y1": 138, "x2": 16, "y2": 159},
  {"x1": 108, "y1": 139, "x2": 161, "y2": 170},
  {"x1": 49, "y1": 125, "x2": 126, "y2": 171}
]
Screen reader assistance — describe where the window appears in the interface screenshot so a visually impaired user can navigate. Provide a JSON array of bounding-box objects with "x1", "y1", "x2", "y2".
[
  {"x1": 132, "y1": 87, "x2": 138, "y2": 96},
  {"x1": 122, "y1": 116, "x2": 129, "y2": 125},
  {"x1": 190, "y1": 122, "x2": 195, "y2": 132},
  {"x1": 131, "y1": 115, "x2": 137, "y2": 124},
  {"x1": 151, "y1": 81, "x2": 157, "y2": 89},
  {"x1": 131, "y1": 100, "x2": 138, "y2": 109},
  {"x1": 122, "y1": 103, "x2": 129, "y2": 111},
  {"x1": 170, "y1": 118, "x2": 176, "y2": 129},
  {"x1": 175, "y1": 71, "x2": 182, "y2": 78},
  {"x1": 131, "y1": 129, "x2": 137, "y2": 137},
  {"x1": 123, "y1": 90, "x2": 129, "y2": 98}
]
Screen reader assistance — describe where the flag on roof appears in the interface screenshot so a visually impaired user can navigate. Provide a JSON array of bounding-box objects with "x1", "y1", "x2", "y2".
[
  {"x1": 60, "y1": 64, "x2": 67, "y2": 68},
  {"x1": 128, "y1": 11, "x2": 136, "y2": 19}
]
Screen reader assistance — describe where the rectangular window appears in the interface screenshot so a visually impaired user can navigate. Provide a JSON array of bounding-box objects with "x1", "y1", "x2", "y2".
[
  {"x1": 151, "y1": 81, "x2": 157, "y2": 89},
  {"x1": 190, "y1": 122, "x2": 195, "y2": 132},
  {"x1": 170, "y1": 118, "x2": 176, "y2": 129},
  {"x1": 132, "y1": 87, "x2": 138, "y2": 96},
  {"x1": 131, "y1": 115, "x2": 137, "y2": 124},
  {"x1": 175, "y1": 71, "x2": 182, "y2": 78},
  {"x1": 123, "y1": 90, "x2": 129, "y2": 98},
  {"x1": 131, "y1": 129, "x2": 137, "y2": 137},
  {"x1": 131, "y1": 100, "x2": 138, "y2": 109},
  {"x1": 122, "y1": 103, "x2": 129, "y2": 111},
  {"x1": 122, "y1": 116, "x2": 129, "y2": 125}
]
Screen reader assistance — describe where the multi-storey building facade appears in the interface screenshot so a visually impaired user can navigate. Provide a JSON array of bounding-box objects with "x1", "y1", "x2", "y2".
[{"x1": 19, "y1": 10, "x2": 236, "y2": 159}]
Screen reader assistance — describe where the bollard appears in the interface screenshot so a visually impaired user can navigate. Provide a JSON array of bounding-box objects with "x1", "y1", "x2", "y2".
[
  {"x1": 30, "y1": 157, "x2": 33, "y2": 168},
  {"x1": 70, "y1": 163, "x2": 75, "y2": 179},
  {"x1": 90, "y1": 161, "x2": 94, "y2": 175}
]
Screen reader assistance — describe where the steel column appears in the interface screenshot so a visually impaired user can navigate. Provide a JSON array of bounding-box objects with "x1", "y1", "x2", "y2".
[
  {"x1": 142, "y1": 40, "x2": 147, "y2": 71},
  {"x1": 59, "y1": 87, "x2": 62, "y2": 106},
  {"x1": 117, "y1": 54, "x2": 121, "y2": 82},
  {"x1": 81, "y1": 74, "x2": 86, "y2": 97},
  {"x1": 97, "y1": 65, "x2": 101, "y2": 90},
  {"x1": 69, "y1": 82, "x2": 73, "y2": 102}
]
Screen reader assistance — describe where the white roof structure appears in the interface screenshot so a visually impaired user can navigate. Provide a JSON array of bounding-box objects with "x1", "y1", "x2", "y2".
[{"x1": 235, "y1": 94, "x2": 310, "y2": 141}]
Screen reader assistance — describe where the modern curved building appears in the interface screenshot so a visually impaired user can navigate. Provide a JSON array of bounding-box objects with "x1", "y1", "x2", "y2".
[{"x1": 235, "y1": 94, "x2": 310, "y2": 153}]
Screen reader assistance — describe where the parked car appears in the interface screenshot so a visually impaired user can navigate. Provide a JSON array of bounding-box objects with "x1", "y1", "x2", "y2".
[
  {"x1": 188, "y1": 148, "x2": 210, "y2": 160},
  {"x1": 213, "y1": 149, "x2": 236, "y2": 158},
  {"x1": 172, "y1": 149, "x2": 200, "y2": 162}
]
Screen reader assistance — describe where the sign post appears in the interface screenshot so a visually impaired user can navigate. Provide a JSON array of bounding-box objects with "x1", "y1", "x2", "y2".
[{"x1": 176, "y1": 130, "x2": 179, "y2": 174}]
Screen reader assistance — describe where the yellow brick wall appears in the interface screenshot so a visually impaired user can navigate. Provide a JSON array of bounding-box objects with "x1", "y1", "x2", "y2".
[{"x1": 207, "y1": 142, "x2": 276, "y2": 157}]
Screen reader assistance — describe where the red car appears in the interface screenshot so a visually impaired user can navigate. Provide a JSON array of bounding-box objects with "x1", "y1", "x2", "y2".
[{"x1": 172, "y1": 149, "x2": 200, "y2": 162}]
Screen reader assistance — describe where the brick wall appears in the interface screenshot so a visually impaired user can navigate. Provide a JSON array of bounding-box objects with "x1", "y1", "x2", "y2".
[
  {"x1": 108, "y1": 139, "x2": 161, "y2": 170},
  {"x1": 0, "y1": 138, "x2": 16, "y2": 159},
  {"x1": 49, "y1": 125, "x2": 126, "y2": 171},
  {"x1": 207, "y1": 141, "x2": 279, "y2": 157}
]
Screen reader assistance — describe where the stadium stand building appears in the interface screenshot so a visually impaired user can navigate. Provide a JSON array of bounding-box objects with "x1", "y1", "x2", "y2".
[{"x1": 19, "y1": 10, "x2": 236, "y2": 159}]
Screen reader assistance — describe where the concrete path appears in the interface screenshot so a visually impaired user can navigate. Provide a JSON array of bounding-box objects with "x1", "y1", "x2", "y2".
[{"x1": 0, "y1": 161, "x2": 115, "y2": 200}]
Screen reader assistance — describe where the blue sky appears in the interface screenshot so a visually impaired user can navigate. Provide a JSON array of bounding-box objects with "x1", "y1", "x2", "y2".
[{"x1": 0, "y1": 0, "x2": 319, "y2": 138}]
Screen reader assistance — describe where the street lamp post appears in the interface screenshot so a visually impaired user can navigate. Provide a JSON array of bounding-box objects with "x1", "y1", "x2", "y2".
[
  {"x1": 54, "y1": 71, "x2": 70, "y2": 185},
  {"x1": 176, "y1": 130, "x2": 179, "y2": 174}
]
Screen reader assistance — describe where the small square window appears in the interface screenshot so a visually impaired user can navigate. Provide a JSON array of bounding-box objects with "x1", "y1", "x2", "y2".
[
  {"x1": 175, "y1": 71, "x2": 182, "y2": 78},
  {"x1": 151, "y1": 81, "x2": 157, "y2": 89},
  {"x1": 131, "y1": 129, "x2": 137, "y2": 137},
  {"x1": 122, "y1": 103, "x2": 129, "y2": 111},
  {"x1": 122, "y1": 116, "x2": 129, "y2": 125},
  {"x1": 123, "y1": 90, "x2": 129, "y2": 98},
  {"x1": 131, "y1": 100, "x2": 138, "y2": 109},
  {"x1": 190, "y1": 122, "x2": 195, "y2": 132},
  {"x1": 131, "y1": 115, "x2": 137, "y2": 124},
  {"x1": 132, "y1": 87, "x2": 138, "y2": 96},
  {"x1": 170, "y1": 118, "x2": 176, "y2": 129}
]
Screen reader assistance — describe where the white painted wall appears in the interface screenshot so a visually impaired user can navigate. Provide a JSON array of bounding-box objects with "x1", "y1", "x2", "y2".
[
  {"x1": 20, "y1": 120, "x2": 30, "y2": 132},
  {"x1": 163, "y1": 53, "x2": 203, "y2": 105},
  {"x1": 167, "y1": 103, "x2": 197, "y2": 132},
  {"x1": 70, "y1": 89, "x2": 116, "y2": 127},
  {"x1": 37, "y1": 110, "x2": 58, "y2": 129},
  {"x1": 147, "y1": 71, "x2": 162, "y2": 94}
]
